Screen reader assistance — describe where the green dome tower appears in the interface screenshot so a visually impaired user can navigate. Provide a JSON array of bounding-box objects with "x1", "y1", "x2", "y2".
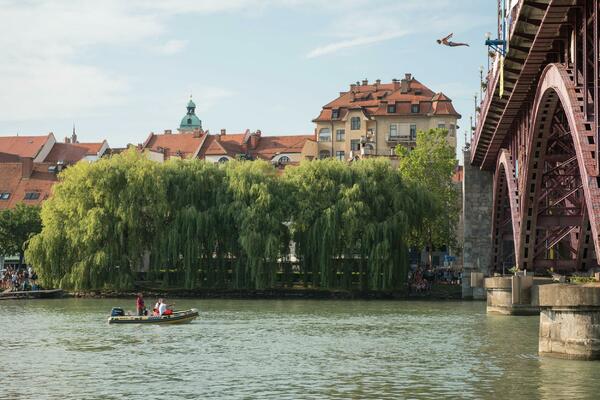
[{"x1": 179, "y1": 96, "x2": 202, "y2": 131}]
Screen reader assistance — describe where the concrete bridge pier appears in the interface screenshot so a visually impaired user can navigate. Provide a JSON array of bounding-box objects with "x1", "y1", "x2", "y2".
[
  {"x1": 537, "y1": 284, "x2": 600, "y2": 360},
  {"x1": 483, "y1": 274, "x2": 545, "y2": 315},
  {"x1": 462, "y1": 148, "x2": 493, "y2": 300}
]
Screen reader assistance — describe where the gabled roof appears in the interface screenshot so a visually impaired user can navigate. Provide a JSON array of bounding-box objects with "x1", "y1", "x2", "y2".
[
  {"x1": 252, "y1": 134, "x2": 313, "y2": 160},
  {"x1": 0, "y1": 161, "x2": 57, "y2": 209},
  {"x1": 0, "y1": 134, "x2": 53, "y2": 158},
  {"x1": 142, "y1": 131, "x2": 206, "y2": 159},
  {"x1": 314, "y1": 77, "x2": 461, "y2": 122}
]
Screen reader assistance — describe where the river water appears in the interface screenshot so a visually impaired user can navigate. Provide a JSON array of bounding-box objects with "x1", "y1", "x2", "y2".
[{"x1": 1, "y1": 299, "x2": 599, "y2": 399}]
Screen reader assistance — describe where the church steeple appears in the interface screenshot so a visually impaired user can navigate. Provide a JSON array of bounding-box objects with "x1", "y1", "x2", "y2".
[{"x1": 179, "y1": 95, "x2": 202, "y2": 131}]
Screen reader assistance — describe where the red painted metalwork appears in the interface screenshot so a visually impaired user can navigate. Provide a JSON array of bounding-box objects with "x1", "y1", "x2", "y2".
[{"x1": 480, "y1": 1, "x2": 600, "y2": 272}]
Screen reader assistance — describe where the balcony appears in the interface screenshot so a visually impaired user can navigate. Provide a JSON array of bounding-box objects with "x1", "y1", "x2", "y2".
[
  {"x1": 386, "y1": 135, "x2": 415, "y2": 144},
  {"x1": 361, "y1": 147, "x2": 376, "y2": 156}
]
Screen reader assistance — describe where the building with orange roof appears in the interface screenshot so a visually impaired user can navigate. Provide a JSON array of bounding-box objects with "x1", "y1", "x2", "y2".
[
  {"x1": 0, "y1": 130, "x2": 110, "y2": 210},
  {"x1": 141, "y1": 99, "x2": 317, "y2": 166},
  {"x1": 313, "y1": 74, "x2": 461, "y2": 161}
]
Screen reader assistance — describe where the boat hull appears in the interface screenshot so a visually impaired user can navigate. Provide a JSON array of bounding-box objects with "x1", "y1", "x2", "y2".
[{"x1": 108, "y1": 308, "x2": 199, "y2": 324}]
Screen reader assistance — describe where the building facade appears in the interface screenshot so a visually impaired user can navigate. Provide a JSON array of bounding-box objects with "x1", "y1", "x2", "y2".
[
  {"x1": 313, "y1": 74, "x2": 461, "y2": 160},
  {"x1": 141, "y1": 99, "x2": 317, "y2": 166}
]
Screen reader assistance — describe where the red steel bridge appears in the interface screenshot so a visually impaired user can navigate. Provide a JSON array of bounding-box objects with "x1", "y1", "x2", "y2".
[{"x1": 472, "y1": 0, "x2": 600, "y2": 274}]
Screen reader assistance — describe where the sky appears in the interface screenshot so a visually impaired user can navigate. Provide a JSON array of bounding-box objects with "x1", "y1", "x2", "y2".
[{"x1": 0, "y1": 0, "x2": 497, "y2": 161}]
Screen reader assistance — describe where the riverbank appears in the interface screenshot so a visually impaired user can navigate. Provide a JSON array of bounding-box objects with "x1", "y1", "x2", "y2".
[{"x1": 68, "y1": 283, "x2": 462, "y2": 300}]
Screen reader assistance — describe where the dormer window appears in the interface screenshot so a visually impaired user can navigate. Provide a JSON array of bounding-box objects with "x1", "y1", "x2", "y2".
[
  {"x1": 24, "y1": 192, "x2": 40, "y2": 200},
  {"x1": 332, "y1": 109, "x2": 340, "y2": 119},
  {"x1": 0, "y1": 192, "x2": 10, "y2": 200},
  {"x1": 411, "y1": 104, "x2": 420, "y2": 113},
  {"x1": 387, "y1": 104, "x2": 396, "y2": 113}
]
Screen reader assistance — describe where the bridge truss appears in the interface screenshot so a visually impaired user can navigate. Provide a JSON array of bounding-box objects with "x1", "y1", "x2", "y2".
[{"x1": 472, "y1": 0, "x2": 600, "y2": 273}]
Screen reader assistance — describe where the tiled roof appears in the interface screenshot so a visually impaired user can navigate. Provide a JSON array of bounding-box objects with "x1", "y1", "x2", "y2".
[
  {"x1": 0, "y1": 162, "x2": 57, "y2": 209},
  {"x1": 252, "y1": 135, "x2": 313, "y2": 159},
  {"x1": 314, "y1": 77, "x2": 461, "y2": 122},
  {"x1": 0, "y1": 134, "x2": 51, "y2": 158},
  {"x1": 143, "y1": 131, "x2": 206, "y2": 159},
  {"x1": 198, "y1": 132, "x2": 313, "y2": 160},
  {"x1": 78, "y1": 142, "x2": 105, "y2": 156},
  {"x1": 44, "y1": 143, "x2": 88, "y2": 163}
]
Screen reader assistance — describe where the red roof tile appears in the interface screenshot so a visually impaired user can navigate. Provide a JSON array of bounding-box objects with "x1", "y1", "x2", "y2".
[
  {"x1": 0, "y1": 134, "x2": 52, "y2": 158},
  {"x1": 0, "y1": 161, "x2": 57, "y2": 209},
  {"x1": 314, "y1": 78, "x2": 461, "y2": 122},
  {"x1": 143, "y1": 131, "x2": 206, "y2": 159}
]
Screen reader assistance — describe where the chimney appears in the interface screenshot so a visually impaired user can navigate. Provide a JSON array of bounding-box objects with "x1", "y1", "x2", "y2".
[
  {"x1": 220, "y1": 128, "x2": 226, "y2": 135},
  {"x1": 21, "y1": 157, "x2": 33, "y2": 179},
  {"x1": 64, "y1": 136, "x2": 70, "y2": 144},
  {"x1": 392, "y1": 79, "x2": 400, "y2": 90},
  {"x1": 193, "y1": 128, "x2": 201, "y2": 138},
  {"x1": 164, "y1": 129, "x2": 172, "y2": 135},
  {"x1": 350, "y1": 83, "x2": 356, "y2": 91},
  {"x1": 401, "y1": 73, "x2": 412, "y2": 94},
  {"x1": 362, "y1": 79, "x2": 368, "y2": 86},
  {"x1": 376, "y1": 79, "x2": 381, "y2": 85},
  {"x1": 249, "y1": 132, "x2": 260, "y2": 150}
]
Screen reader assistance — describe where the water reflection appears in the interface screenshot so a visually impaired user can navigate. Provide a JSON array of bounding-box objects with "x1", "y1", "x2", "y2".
[{"x1": 0, "y1": 299, "x2": 599, "y2": 399}]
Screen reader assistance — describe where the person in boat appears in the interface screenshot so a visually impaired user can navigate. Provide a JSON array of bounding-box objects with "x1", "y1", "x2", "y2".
[
  {"x1": 136, "y1": 293, "x2": 146, "y2": 316},
  {"x1": 156, "y1": 298, "x2": 174, "y2": 316}
]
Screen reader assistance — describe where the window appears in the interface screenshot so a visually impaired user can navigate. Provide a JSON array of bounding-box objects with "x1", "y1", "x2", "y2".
[
  {"x1": 336, "y1": 129, "x2": 345, "y2": 141},
  {"x1": 318, "y1": 128, "x2": 331, "y2": 142},
  {"x1": 438, "y1": 123, "x2": 446, "y2": 130},
  {"x1": 449, "y1": 124, "x2": 456, "y2": 136},
  {"x1": 350, "y1": 117, "x2": 361, "y2": 130},
  {"x1": 336, "y1": 151, "x2": 345, "y2": 161},
  {"x1": 332, "y1": 109, "x2": 340, "y2": 119},
  {"x1": 24, "y1": 192, "x2": 40, "y2": 200},
  {"x1": 411, "y1": 104, "x2": 420, "y2": 113},
  {"x1": 387, "y1": 104, "x2": 396, "y2": 113},
  {"x1": 187, "y1": 118, "x2": 192, "y2": 124},
  {"x1": 218, "y1": 157, "x2": 229, "y2": 163},
  {"x1": 389, "y1": 124, "x2": 398, "y2": 137},
  {"x1": 410, "y1": 124, "x2": 417, "y2": 140},
  {"x1": 350, "y1": 139, "x2": 360, "y2": 151},
  {"x1": 0, "y1": 192, "x2": 10, "y2": 200},
  {"x1": 319, "y1": 150, "x2": 331, "y2": 159},
  {"x1": 279, "y1": 156, "x2": 291, "y2": 164}
]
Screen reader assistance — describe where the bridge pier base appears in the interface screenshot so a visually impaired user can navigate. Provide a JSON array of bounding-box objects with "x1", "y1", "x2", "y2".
[
  {"x1": 462, "y1": 148, "x2": 493, "y2": 300},
  {"x1": 484, "y1": 275, "x2": 542, "y2": 315},
  {"x1": 538, "y1": 284, "x2": 600, "y2": 360}
]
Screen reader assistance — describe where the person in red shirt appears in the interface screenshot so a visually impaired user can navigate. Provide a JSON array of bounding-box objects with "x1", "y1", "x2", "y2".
[{"x1": 136, "y1": 293, "x2": 146, "y2": 316}]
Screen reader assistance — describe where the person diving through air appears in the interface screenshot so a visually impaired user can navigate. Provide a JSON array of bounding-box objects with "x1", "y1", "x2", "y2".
[{"x1": 437, "y1": 33, "x2": 469, "y2": 47}]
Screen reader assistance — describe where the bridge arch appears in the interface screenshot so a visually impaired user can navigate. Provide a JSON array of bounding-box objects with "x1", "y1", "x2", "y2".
[
  {"x1": 491, "y1": 150, "x2": 520, "y2": 273},
  {"x1": 518, "y1": 63, "x2": 599, "y2": 272}
]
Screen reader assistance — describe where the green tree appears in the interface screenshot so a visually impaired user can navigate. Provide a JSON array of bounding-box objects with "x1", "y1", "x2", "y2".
[
  {"x1": 0, "y1": 203, "x2": 42, "y2": 268},
  {"x1": 395, "y1": 128, "x2": 460, "y2": 266}
]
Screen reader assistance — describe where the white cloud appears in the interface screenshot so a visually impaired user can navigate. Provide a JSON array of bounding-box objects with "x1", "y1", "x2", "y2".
[
  {"x1": 154, "y1": 39, "x2": 188, "y2": 55},
  {"x1": 307, "y1": 31, "x2": 407, "y2": 59}
]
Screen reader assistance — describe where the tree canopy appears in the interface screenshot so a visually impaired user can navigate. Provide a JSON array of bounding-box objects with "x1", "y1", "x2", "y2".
[
  {"x1": 25, "y1": 149, "x2": 446, "y2": 292},
  {"x1": 0, "y1": 203, "x2": 42, "y2": 267},
  {"x1": 396, "y1": 128, "x2": 460, "y2": 263}
]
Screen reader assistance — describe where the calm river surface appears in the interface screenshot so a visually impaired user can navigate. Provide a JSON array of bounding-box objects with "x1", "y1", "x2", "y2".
[{"x1": 1, "y1": 299, "x2": 599, "y2": 399}]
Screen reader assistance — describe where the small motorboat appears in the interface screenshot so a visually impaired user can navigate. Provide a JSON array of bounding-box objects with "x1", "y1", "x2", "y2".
[{"x1": 108, "y1": 308, "x2": 199, "y2": 324}]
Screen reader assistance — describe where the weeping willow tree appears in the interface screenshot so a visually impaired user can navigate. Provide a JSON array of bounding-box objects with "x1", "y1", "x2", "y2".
[
  {"x1": 26, "y1": 150, "x2": 166, "y2": 290},
  {"x1": 26, "y1": 150, "x2": 434, "y2": 292},
  {"x1": 224, "y1": 160, "x2": 291, "y2": 289},
  {"x1": 286, "y1": 158, "x2": 431, "y2": 292}
]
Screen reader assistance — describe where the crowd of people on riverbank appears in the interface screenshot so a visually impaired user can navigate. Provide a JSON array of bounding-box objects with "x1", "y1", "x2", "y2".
[
  {"x1": 1, "y1": 266, "x2": 39, "y2": 292},
  {"x1": 408, "y1": 267, "x2": 461, "y2": 293}
]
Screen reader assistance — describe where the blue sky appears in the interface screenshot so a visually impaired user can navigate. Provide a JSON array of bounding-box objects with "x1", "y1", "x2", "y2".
[{"x1": 0, "y1": 0, "x2": 496, "y2": 160}]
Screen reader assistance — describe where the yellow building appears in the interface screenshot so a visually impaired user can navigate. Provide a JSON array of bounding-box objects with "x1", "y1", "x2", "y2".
[{"x1": 312, "y1": 74, "x2": 461, "y2": 160}]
